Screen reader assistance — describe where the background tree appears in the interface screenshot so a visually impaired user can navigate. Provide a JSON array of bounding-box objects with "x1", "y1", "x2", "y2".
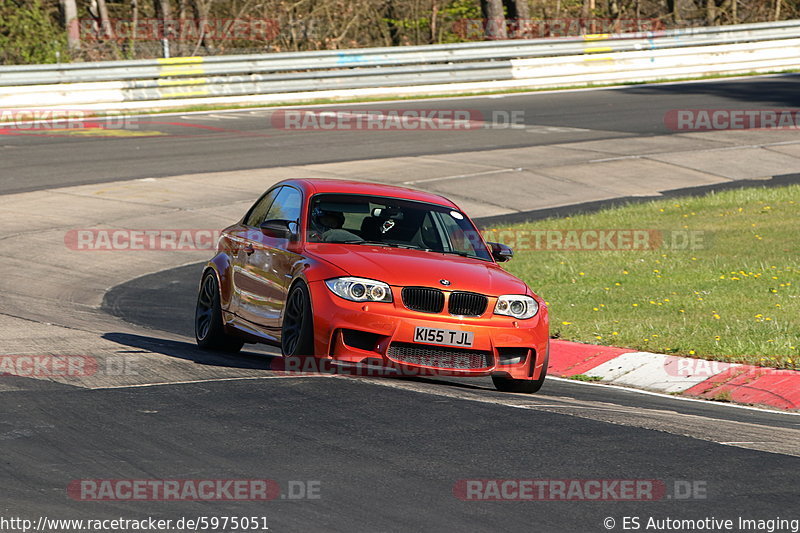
[
  {"x1": 481, "y1": 0, "x2": 507, "y2": 39},
  {"x1": 59, "y1": 0, "x2": 80, "y2": 50},
  {"x1": 0, "y1": 0, "x2": 66, "y2": 63},
  {"x1": 4, "y1": 0, "x2": 800, "y2": 64}
]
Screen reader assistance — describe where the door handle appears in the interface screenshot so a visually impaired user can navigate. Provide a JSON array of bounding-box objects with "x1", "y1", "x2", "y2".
[{"x1": 243, "y1": 244, "x2": 255, "y2": 255}]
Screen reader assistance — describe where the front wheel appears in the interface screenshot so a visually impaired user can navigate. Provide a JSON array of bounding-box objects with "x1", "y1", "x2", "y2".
[
  {"x1": 195, "y1": 271, "x2": 244, "y2": 353},
  {"x1": 492, "y1": 358, "x2": 547, "y2": 394},
  {"x1": 492, "y1": 373, "x2": 546, "y2": 394},
  {"x1": 281, "y1": 282, "x2": 315, "y2": 357}
]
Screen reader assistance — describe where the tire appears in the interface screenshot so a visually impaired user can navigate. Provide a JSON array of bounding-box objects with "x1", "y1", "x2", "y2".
[
  {"x1": 281, "y1": 282, "x2": 315, "y2": 358},
  {"x1": 493, "y1": 343, "x2": 549, "y2": 393},
  {"x1": 492, "y1": 373, "x2": 546, "y2": 394},
  {"x1": 195, "y1": 271, "x2": 244, "y2": 353}
]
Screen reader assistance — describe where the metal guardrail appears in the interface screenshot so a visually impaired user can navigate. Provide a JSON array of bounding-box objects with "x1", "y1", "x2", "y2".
[{"x1": 0, "y1": 20, "x2": 799, "y2": 109}]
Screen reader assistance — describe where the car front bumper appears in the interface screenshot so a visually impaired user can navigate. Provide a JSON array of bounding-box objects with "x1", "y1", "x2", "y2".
[{"x1": 307, "y1": 280, "x2": 549, "y2": 380}]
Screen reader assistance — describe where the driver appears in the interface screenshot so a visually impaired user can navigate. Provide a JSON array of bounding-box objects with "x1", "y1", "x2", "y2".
[{"x1": 312, "y1": 209, "x2": 361, "y2": 242}]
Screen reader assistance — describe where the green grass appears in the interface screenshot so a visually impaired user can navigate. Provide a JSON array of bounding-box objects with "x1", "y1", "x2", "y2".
[
  {"x1": 498, "y1": 185, "x2": 800, "y2": 369},
  {"x1": 566, "y1": 374, "x2": 604, "y2": 382}
]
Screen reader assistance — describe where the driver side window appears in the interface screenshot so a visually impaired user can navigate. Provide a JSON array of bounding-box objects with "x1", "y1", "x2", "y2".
[
  {"x1": 264, "y1": 186, "x2": 302, "y2": 224},
  {"x1": 244, "y1": 187, "x2": 282, "y2": 227}
]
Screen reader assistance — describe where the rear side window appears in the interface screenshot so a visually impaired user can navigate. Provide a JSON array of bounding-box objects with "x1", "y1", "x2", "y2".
[{"x1": 244, "y1": 187, "x2": 282, "y2": 227}]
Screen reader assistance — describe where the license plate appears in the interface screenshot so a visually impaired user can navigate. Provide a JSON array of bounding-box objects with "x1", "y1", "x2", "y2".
[{"x1": 414, "y1": 326, "x2": 474, "y2": 348}]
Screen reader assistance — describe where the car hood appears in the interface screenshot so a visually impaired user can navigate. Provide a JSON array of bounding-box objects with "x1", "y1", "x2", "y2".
[{"x1": 305, "y1": 244, "x2": 529, "y2": 296}]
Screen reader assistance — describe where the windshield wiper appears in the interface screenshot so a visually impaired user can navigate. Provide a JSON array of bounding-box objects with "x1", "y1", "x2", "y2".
[
  {"x1": 341, "y1": 240, "x2": 427, "y2": 250},
  {"x1": 340, "y1": 240, "x2": 483, "y2": 259},
  {"x1": 436, "y1": 249, "x2": 474, "y2": 258}
]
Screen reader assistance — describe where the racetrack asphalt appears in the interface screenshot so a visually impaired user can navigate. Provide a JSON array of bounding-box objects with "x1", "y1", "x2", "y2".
[
  {"x1": 2, "y1": 76, "x2": 800, "y2": 532},
  {"x1": 2, "y1": 74, "x2": 800, "y2": 195}
]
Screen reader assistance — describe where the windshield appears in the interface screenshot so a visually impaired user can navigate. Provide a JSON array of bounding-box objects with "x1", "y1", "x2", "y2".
[{"x1": 307, "y1": 193, "x2": 492, "y2": 261}]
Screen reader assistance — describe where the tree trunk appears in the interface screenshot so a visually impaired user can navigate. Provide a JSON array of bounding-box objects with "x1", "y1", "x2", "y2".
[
  {"x1": 430, "y1": 0, "x2": 439, "y2": 44},
  {"x1": 482, "y1": 0, "x2": 508, "y2": 40},
  {"x1": 666, "y1": 0, "x2": 676, "y2": 23},
  {"x1": 177, "y1": 0, "x2": 187, "y2": 55},
  {"x1": 130, "y1": 0, "x2": 138, "y2": 56},
  {"x1": 607, "y1": 0, "x2": 620, "y2": 21},
  {"x1": 383, "y1": 0, "x2": 402, "y2": 46},
  {"x1": 96, "y1": 0, "x2": 115, "y2": 39},
  {"x1": 190, "y1": 0, "x2": 212, "y2": 53},
  {"x1": 60, "y1": 0, "x2": 80, "y2": 51},
  {"x1": 155, "y1": 0, "x2": 173, "y2": 40},
  {"x1": 705, "y1": 0, "x2": 716, "y2": 25},
  {"x1": 504, "y1": 0, "x2": 531, "y2": 37}
]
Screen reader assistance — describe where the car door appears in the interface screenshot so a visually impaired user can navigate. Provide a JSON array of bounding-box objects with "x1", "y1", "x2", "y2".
[
  {"x1": 230, "y1": 186, "x2": 282, "y2": 320},
  {"x1": 237, "y1": 186, "x2": 304, "y2": 333}
]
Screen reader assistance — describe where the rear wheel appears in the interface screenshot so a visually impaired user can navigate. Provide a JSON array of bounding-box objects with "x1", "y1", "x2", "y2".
[
  {"x1": 195, "y1": 271, "x2": 244, "y2": 353},
  {"x1": 281, "y1": 282, "x2": 315, "y2": 358}
]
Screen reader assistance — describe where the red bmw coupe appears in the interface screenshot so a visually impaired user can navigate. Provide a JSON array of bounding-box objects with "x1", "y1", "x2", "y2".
[{"x1": 195, "y1": 178, "x2": 549, "y2": 393}]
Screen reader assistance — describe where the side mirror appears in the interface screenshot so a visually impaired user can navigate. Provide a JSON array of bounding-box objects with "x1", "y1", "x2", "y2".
[
  {"x1": 260, "y1": 219, "x2": 296, "y2": 240},
  {"x1": 488, "y1": 241, "x2": 513, "y2": 262}
]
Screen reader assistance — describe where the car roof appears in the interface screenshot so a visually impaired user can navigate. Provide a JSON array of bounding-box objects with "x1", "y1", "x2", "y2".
[{"x1": 280, "y1": 178, "x2": 459, "y2": 209}]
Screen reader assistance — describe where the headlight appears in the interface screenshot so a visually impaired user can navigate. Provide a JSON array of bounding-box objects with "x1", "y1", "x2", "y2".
[
  {"x1": 325, "y1": 277, "x2": 393, "y2": 303},
  {"x1": 494, "y1": 295, "x2": 538, "y2": 319}
]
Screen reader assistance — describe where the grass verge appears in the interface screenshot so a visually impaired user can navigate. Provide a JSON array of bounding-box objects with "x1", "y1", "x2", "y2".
[{"x1": 498, "y1": 184, "x2": 799, "y2": 369}]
